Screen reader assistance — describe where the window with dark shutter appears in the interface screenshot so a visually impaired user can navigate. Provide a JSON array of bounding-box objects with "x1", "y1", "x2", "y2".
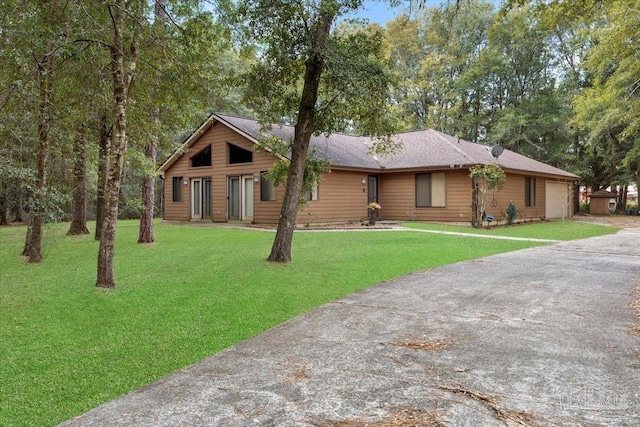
[{"x1": 525, "y1": 177, "x2": 536, "y2": 207}]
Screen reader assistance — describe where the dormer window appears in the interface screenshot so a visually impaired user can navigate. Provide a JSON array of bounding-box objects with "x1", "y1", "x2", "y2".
[
  {"x1": 191, "y1": 145, "x2": 212, "y2": 167},
  {"x1": 228, "y1": 143, "x2": 253, "y2": 164}
]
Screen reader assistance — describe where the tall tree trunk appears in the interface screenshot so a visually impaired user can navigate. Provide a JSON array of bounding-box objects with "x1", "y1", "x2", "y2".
[
  {"x1": 267, "y1": 7, "x2": 334, "y2": 263},
  {"x1": 471, "y1": 178, "x2": 480, "y2": 228},
  {"x1": 26, "y1": 53, "x2": 53, "y2": 263},
  {"x1": 618, "y1": 185, "x2": 627, "y2": 213},
  {"x1": 96, "y1": 0, "x2": 138, "y2": 289},
  {"x1": 22, "y1": 215, "x2": 33, "y2": 256},
  {"x1": 0, "y1": 190, "x2": 7, "y2": 225},
  {"x1": 67, "y1": 128, "x2": 90, "y2": 235},
  {"x1": 138, "y1": 0, "x2": 165, "y2": 244},
  {"x1": 138, "y1": 129, "x2": 157, "y2": 243},
  {"x1": 14, "y1": 192, "x2": 23, "y2": 222},
  {"x1": 95, "y1": 113, "x2": 110, "y2": 240}
]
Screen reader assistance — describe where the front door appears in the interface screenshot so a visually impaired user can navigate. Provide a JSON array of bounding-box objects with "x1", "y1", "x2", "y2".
[
  {"x1": 202, "y1": 178, "x2": 212, "y2": 219},
  {"x1": 191, "y1": 178, "x2": 211, "y2": 220},
  {"x1": 228, "y1": 176, "x2": 240, "y2": 220},
  {"x1": 368, "y1": 175, "x2": 379, "y2": 220},
  {"x1": 191, "y1": 179, "x2": 201, "y2": 219},
  {"x1": 229, "y1": 176, "x2": 254, "y2": 221}
]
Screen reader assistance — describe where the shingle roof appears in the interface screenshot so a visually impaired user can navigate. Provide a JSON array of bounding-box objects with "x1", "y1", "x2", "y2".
[
  {"x1": 159, "y1": 113, "x2": 578, "y2": 179},
  {"x1": 216, "y1": 114, "x2": 578, "y2": 178},
  {"x1": 590, "y1": 189, "x2": 617, "y2": 198}
]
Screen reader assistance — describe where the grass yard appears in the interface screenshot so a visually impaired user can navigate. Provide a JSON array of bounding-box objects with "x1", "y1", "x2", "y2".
[
  {"x1": 402, "y1": 219, "x2": 618, "y2": 241},
  {"x1": 0, "y1": 220, "x2": 614, "y2": 426}
]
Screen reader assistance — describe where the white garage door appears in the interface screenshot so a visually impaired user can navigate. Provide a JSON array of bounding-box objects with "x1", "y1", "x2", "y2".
[{"x1": 545, "y1": 181, "x2": 570, "y2": 219}]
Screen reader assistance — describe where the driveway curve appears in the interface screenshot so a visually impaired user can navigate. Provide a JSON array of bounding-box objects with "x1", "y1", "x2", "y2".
[{"x1": 61, "y1": 227, "x2": 640, "y2": 427}]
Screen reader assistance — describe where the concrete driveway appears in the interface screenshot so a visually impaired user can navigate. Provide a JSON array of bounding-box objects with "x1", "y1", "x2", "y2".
[{"x1": 61, "y1": 227, "x2": 640, "y2": 426}]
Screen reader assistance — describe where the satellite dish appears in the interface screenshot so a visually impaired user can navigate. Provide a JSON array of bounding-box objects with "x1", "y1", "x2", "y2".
[{"x1": 491, "y1": 145, "x2": 504, "y2": 159}]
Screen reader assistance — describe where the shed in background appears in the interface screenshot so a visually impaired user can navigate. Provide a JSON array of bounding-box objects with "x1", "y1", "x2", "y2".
[{"x1": 589, "y1": 189, "x2": 618, "y2": 215}]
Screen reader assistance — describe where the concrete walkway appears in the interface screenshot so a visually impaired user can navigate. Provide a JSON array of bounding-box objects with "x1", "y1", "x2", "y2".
[{"x1": 61, "y1": 228, "x2": 640, "y2": 427}]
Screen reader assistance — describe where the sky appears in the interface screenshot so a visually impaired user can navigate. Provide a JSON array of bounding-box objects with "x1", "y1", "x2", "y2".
[{"x1": 349, "y1": 0, "x2": 506, "y2": 26}]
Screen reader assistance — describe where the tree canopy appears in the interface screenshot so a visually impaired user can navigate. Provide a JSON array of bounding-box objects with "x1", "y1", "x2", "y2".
[{"x1": 0, "y1": 0, "x2": 637, "y2": 269}]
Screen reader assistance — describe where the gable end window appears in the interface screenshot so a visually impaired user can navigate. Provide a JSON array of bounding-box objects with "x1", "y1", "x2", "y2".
[
  {"x1": 525, "y1": 177, "x2": 536, "y2": 207},
  {"x1": 191, "y1": 144, "x2": 212, "y2": 167},
  {"x1": 416, "y1": 173, "x2": 446, "y2": 207},
  {"x1": 228, "y1": 143, "x2": 253, "y2": 164},
  {"x1": 260, "y1": 171, "x2": 276, "y2": 201},
  {"x1": 172, "y1": 176, "x2": 183, "y2": 202}
]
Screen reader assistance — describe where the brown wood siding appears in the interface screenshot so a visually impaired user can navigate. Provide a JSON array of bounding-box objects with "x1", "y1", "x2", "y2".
[
  {"x1": 298, "y1": 169, "x2": 369, "y2": 224},
  {"x1": 477, "y1": 173, "x2": 572, "y2": 223},
  {"x1": 480, "y1": 173, "x2": 544, "y2": 223},
  {"x1": 163, "y1": 123, "x2": 575, "y2": 224},
  {"x1": 163, "y1": 122, "x2": 281, "y2": 222},
  {"x1": 379, "y1": 170, "x2": 472, "y2": 222}
]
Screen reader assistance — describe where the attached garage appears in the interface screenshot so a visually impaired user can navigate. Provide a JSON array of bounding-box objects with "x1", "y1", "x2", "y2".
[{"x1": 545, "y1": 181, "x2": 571, "y2": 219}]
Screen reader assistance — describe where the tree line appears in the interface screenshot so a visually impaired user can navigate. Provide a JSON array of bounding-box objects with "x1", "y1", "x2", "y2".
[{"x1": 0, "y1": 0, "x2": 638, "y2": 282}]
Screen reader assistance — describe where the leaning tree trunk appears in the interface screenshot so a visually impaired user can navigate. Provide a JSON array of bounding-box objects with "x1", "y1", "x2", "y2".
[
  {"x1": 96, "y1": 0, "x2": 138, "y2": 289},
  {"x1": 95, "y1": 113, "x2": 110, "y2": 240},
  {"x1": 67, "y1": 128, "x2": 90, "y2": 235},
  {"x1": 267, "y1": 8, "x2": 334, "y2": 263},
  {"x1": 26, "y1": 53, "x2": 53, "y2": 262}
]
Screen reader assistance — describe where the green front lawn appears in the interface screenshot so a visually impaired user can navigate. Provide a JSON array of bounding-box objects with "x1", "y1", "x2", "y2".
[
  {"x1": 0, "y1": 220, "x2": 612, "y2": 426},
  {"x1": 402, "y1": 220, "x2": 618, "y2": 241}
]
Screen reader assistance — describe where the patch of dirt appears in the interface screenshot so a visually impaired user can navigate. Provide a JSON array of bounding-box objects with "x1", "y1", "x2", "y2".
[
  {"x1": 292, "y1": 364, "x2": 310, "y2": 381},
  {"x1": 390, "y1": 338, "x2": 451, "y2": 352},
  {"x1": 573, "y1": 213, "x2": 640, "y2": 228},
  {"x1": 309, "y1": 407, "x2": 444, "y2": 427}
]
